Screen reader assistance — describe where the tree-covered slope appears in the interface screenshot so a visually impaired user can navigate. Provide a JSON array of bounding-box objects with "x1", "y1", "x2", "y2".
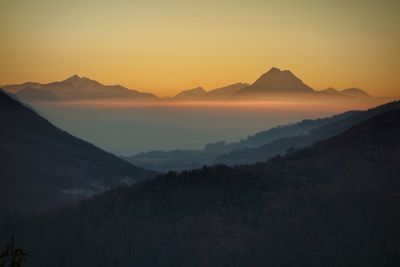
[{"x1": 3, "y1": 109, "x2": 400, "y2": 266}]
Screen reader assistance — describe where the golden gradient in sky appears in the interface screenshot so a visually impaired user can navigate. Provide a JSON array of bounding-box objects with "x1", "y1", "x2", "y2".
[{"x1": 1, "y1": 0, "x2": 399, "y2": 97}]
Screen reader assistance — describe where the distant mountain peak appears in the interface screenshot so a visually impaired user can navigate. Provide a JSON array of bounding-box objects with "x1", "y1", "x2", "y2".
[
  {"x1": 259, "y1": 67, "x2": 297, "y2": 79},
  {"x1": 65, "y1": 74, "x2": 81, "y2": 81},
  {"x1": 234, "y1": 67, "x2": 314, "y2": 96},
  {"x1": 253, "y1": 67, "x2": 307, "y2": 87},
  {"x1": 267, "y1": 67, "x2": 282, "y2": 74},
  {"x1": 64, "y1": 74, "x2": 96, "y2": 84}
]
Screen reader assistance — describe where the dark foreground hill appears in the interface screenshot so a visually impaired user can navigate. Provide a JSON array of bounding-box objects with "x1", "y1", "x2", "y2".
[
  {"x1": 0, "y1": 90, "x2": 156, "y2": 214},
  {"x1": 3, "y1": 109, "x2": 400, "y2": 266}
]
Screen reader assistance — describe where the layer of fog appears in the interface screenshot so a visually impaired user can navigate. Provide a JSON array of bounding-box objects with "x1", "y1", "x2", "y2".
[{"x1": 29, "y1": 99, "x2": 389, "y2": 156}]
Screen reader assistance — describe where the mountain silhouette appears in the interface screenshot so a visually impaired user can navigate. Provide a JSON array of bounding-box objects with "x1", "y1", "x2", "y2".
[
  {"x1": 4, "y1": 75, "x2": 157, "y2": 101},
  {"x1": 0, "y1": 89, "x2": 156, "y2": 214},
  {"x1": 234, "y1": 67, "x2": 315, "y2": 97},
  {"x1": 173, "y1": 83, "x2": 250, "y2": 100},
  {"x1": 320, "y1": 87, "x2": 372, "y2": 98},
  {"x1": 3, "y1": 70, "x2": 376, "y2": 101}
]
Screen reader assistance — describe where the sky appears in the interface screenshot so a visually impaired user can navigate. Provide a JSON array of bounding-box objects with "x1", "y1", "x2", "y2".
[{"x1": 1, "y1": 0, "x2": 399, "y2": 97}]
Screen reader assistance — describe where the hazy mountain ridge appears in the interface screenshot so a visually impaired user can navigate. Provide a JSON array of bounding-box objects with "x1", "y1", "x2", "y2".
[
  {"x1": 3, "y1": 68, "x2": 373, "y2": 102},
  {"x1": 124, "y1": 115, "x2": 341, "y2": 171},
  {"x1": 126, "y1": 100, "x2": 400, "y2": 171},
  {"x1": 4, "y1": 75, "x2": 157, "y2": 101},
  {"x1": 0, "y1": 89, "x2": 156, "y2": 213},
  {"x1": 15, "y1": 87, "x2": 60, "y2": 101},
  {"x1": 171, "y1": 68, "x2": 372, "y2": 100},
  {"x1": 214, "y1": 99, "x2": 400, "y2": 164},
  {"x1": 321, "y1": 87, "x2": 372, "y2": 98},
  {"x1": 204, "y1": 82, "x2": 250, "y2": 98},
  {"x1": 122, "y1": 109, "x2": 355, "y2": 171},
  {"x1": 5, "y1": 108, "x2": 400, "y2": 266},
  {"x1": 172, "y1": 83, "x2": 250, "y2": 100},
  {"x1": 123, "y1": 110, "x2": 355, "y2": 171},
  {"x1": 2, "y1": 82, "x2": 43, "y2": 94},
  {"x1": 205, "y1": 110, "x2": 357, "y2": 150}
]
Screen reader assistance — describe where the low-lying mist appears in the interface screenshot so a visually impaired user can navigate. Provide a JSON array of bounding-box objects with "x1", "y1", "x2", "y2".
[{"x1": 29, "y1": 98, "x2": 391, "y2": 156}]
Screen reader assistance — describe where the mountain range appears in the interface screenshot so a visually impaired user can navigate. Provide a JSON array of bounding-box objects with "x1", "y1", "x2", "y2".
[
  {"x1": 321, "y1": 87, "x2": 372, "y2": 98},
  {"x1": 3, "y1": 68, "x2": 374, "y2": 102},
  {"x1": 0, "y1": 90, "x2": 156, "y2": 214},
  {"x1": 172, "y1": 83, "x2": 250, "y2": 100},
  {"x1": 4, "y1": 105, "x2": 400, "y2": 266},
  {"x1": 3, "y1": 75, "x2": 157, "y2": 102}
]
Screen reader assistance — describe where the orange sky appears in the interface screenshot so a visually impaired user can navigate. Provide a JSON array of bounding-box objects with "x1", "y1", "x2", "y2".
[{"x1": 1, "y1": 0, "x2": 399, "y2": 97}]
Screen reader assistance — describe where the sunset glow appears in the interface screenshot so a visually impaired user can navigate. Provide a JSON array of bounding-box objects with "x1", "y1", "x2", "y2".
[{"x1": 1, "y1": 0, "x2": 399, "y2": 97}]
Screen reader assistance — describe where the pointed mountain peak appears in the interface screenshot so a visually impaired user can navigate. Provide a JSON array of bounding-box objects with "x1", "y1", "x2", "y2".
[
  {"x1": 259, "y1": 67, "x2": 297, "y2": 79},
  {"x1": 267, "y1": 67, "x2": 282, "y2": 74},
  {"x1": 62, "y1": 74, "x2": 101, "y2": 88},
  {"x1": 64, "y1": 74, "x2": 95, "y2": 83},
  {"x1": 254, "y1": 67, "x2": 304, "y2": 84},
  {"x1": 234, "y1": 67, "x2": 314, "y2": 96},
  {"x1": 65, "y1": 74, "x2": 81, "y2": 81}
]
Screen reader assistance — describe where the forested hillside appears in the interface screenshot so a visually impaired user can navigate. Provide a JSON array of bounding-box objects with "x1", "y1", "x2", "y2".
[{"x1": 3, "y1": 109, "x2": 400, "y2": 267}]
